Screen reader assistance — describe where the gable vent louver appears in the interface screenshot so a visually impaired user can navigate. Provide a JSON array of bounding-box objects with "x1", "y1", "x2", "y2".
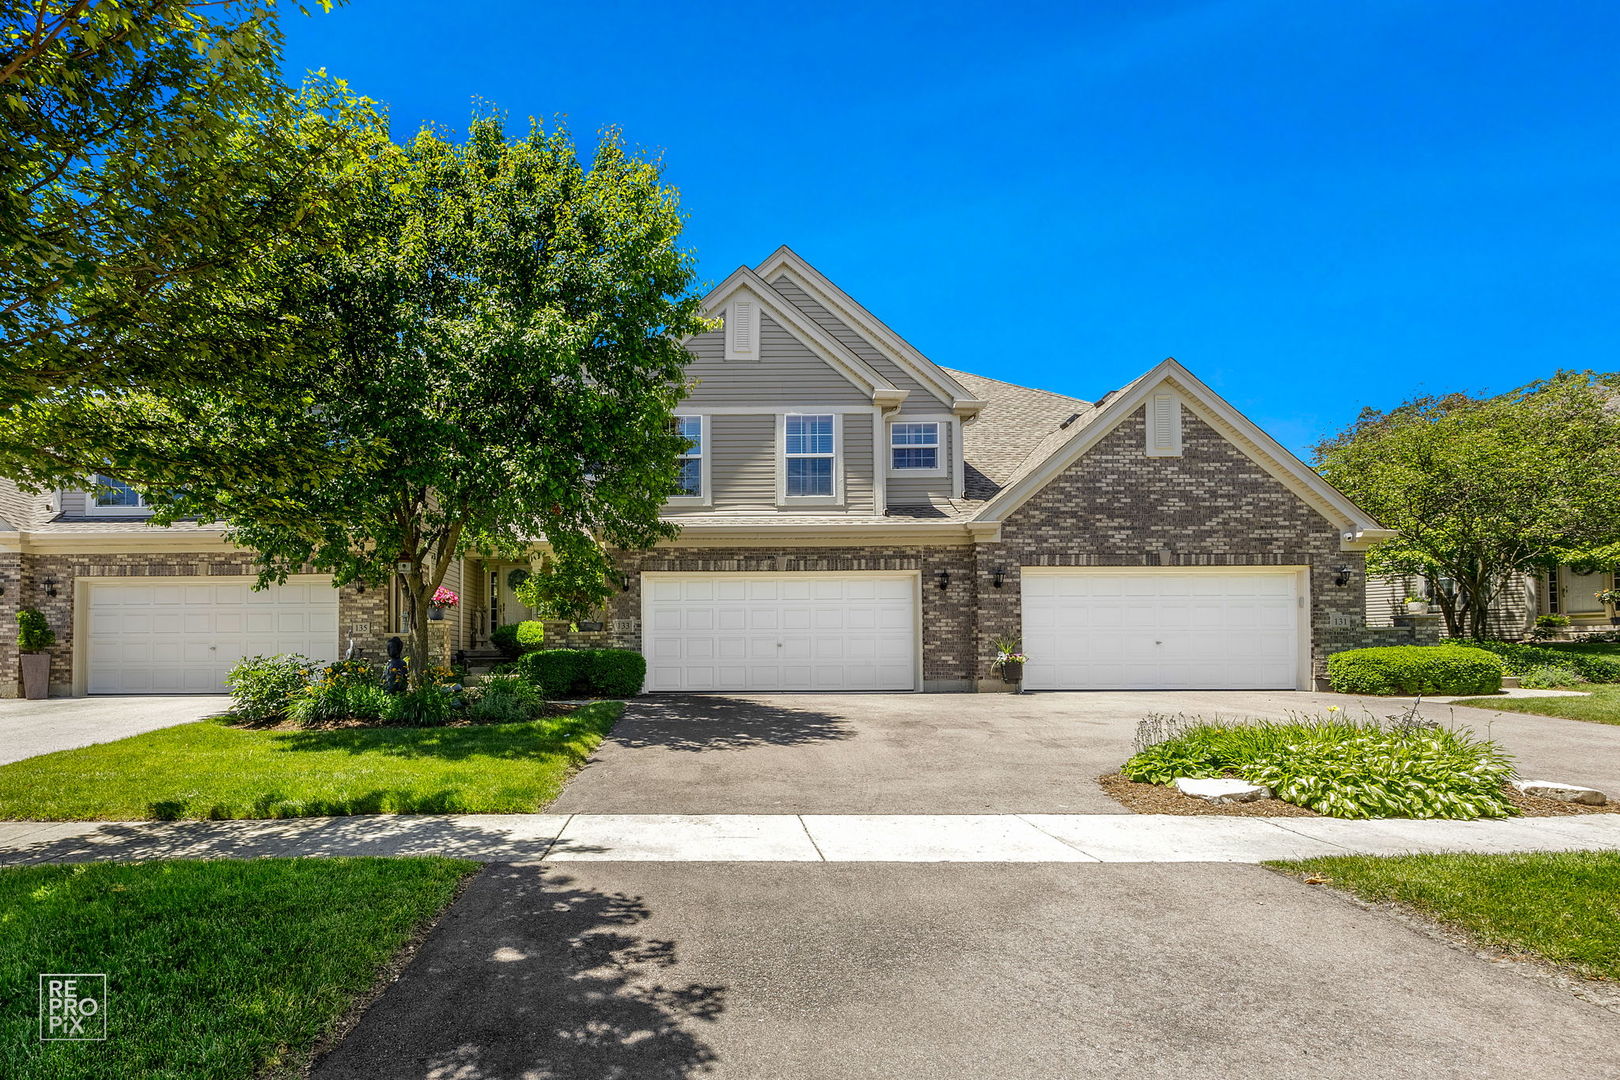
[
  {"x1": 725, "y1": 299, "x2": 758, "y2": 360},
  {"x1": 1145, "y1": 392, "x2": 1182, "y2": 457}
]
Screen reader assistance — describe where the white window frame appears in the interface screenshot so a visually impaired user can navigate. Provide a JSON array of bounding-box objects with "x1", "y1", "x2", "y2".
[
  {"x1": 667, "y1": 414, "x2": 710, "y2": 507},
  {"x1": 86, "y1": 475, "x2": 151, "y2": 517},
  {"x1": 777, "y1": 412, "x2": 842, "y2": 506},
  {"x1": 887, "y1": 419, "x2": 947, "y2": 477}
]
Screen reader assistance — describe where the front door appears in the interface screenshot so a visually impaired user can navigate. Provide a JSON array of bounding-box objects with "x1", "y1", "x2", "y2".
[{"x1": 1563, "y1": 568, "x2": 1612, "y2": 615}]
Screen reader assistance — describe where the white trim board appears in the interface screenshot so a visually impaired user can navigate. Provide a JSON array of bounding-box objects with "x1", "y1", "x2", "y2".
[
  {"x1": 754, "y1": 247, "x2": 984, "y2": 415},
  {"x1": 692, "y1": 271, "x2": 905, "y2": 408},
  {"x1": 973, "y1": 359, "x2": 1392, "y2": 550}
]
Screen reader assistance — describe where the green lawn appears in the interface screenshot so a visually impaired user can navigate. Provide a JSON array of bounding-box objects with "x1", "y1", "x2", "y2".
[
  {"x1": 0, "y1": 702, "x2": 622, "y2": 820},
  {"x1": 1452, "y1": 684, "x2": 1620, "y2": 726},
  {"x1": 1, "y1": 857, "x2": 476, "y2": 1080},
  {"x1": 1271, "y1": 852, "x2": 1620, "y2": 982},
  {"x1": 1532, "y1": 641, "x2": 1620, "y2": 661}
]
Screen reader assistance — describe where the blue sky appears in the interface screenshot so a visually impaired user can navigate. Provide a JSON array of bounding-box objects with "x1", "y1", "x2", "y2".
[{"x1": 280, "y1": 0, "x2": 1619, "y2": 459}]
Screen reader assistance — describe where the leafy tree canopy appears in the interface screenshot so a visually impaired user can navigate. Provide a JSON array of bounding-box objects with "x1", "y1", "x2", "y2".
[
  {"x1": 125, "y1": 114, "x2": 707, "y2": 679},
  {"x1": 1, "y1": 0, "x2": 379, "y2": 482},
  {"x1": 1315, "y1": 372, "x2": 1620, "y2": 637}
]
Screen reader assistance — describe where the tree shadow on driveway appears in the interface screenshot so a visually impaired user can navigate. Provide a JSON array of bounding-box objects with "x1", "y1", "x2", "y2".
[
  {"x1": 312, "y1": 863, "x2": 724, "y2": 1080},
  {"x1": 605, "y1": 695, "x2": 855, "y2": 753}
]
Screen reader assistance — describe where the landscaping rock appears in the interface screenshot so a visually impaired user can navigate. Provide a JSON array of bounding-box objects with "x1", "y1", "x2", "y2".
[
  {"x1": 1174, "y1": 777, "x2": 1273, "y2": 804},
  {"x1": 1512, "y1": 780, "x2": 1607, "y2": 806}
]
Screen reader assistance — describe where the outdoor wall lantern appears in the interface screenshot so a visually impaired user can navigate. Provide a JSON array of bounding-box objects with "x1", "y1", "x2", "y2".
[
  {"x1": 935, "y1": 569, "x2": 951, "y2": 591},
  {"x1": 42, "y1": 577, "x2": 58, "y2": 598},
  {"x1": 991, "y1": 565, "x2": 1006, "y2": 589},
  {"x1": 619, "y1": 572, "x2": 632, "y2": 592},
  {"x1": 1334, "y1": 566, "x2": 1352, "y2": 587}
]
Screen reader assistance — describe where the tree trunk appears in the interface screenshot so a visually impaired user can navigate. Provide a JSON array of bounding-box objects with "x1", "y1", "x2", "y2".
[{"x1": 409, "y1": 584, "x2": 431, "y2": 689}]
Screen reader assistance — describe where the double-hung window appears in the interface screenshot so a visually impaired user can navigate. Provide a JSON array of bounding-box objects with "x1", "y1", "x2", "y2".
[
  {"x1": 784, "y1": 414, "x2": 835, "y2": 498},
  {"x1": 890, "y1": 422, "x2": 940, "y2": 471},
  {"x1": 91, "y1": 474, "x2": 147, "y2": 513},
  {"x1": 672, "y1": 416, "x2": 704, "y2": 500}
]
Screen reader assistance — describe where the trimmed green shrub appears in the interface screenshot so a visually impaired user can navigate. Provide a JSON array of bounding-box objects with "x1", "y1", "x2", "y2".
[
  {"x1": 466, "y1": 674, "x2": 544, "y2": 723},
  {"x1": 1467, "y1": 640, "x2": 1620, "y2": 683},
  {"x1": 226, "y1": 654, "x2": 314, "y2": 723},
  {"x1": 586, "y1": 649, "x2": 646, "y2": 697},
  {"x1": 1326, "y1": 645, "x2": 1503, "y2": 695},
  {"x1": 1518, "y1": 664, "x2": 1588, "y2": 690},
  {"x1": 515, "y1": 648, "x2": 645, "y2": 698},
  {"x1": 1124, "y1": 712, "x2": 1517, "y2": 819},
  {"x1": 489, "y1": 620, "x2": 546, "y2": 658},
  {"x1": 16, "y1": 607, "x2": 54, "y2": 651}
]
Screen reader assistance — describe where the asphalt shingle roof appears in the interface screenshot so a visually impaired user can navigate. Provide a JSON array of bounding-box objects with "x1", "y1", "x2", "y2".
[{"x1": 945, "y1": 369, "x2": 1094, "y2": 501}]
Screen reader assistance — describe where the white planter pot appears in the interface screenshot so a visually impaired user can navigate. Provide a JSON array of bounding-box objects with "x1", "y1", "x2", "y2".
[{"x1": 1405, "y1": 602, "x2": 1429, "y2": 615}]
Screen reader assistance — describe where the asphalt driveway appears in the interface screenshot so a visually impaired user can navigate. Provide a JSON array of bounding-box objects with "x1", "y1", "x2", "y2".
[
  {"x1": 550, "y1": 691, "x2": 1620, "y2": 814},
  {"x1": 0, "y1": 695, "x2": 230, "y2": 764},
  {"x1": 313, "y1": 861, "x2": 1618, "y2": 1080}
]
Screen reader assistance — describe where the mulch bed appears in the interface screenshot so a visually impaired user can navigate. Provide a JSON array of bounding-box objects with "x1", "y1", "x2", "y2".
[
  {"x1": 1097, "y1": 773, "x2": 1318, "y2": 817},
  {"x1": 229, "y1": 701, "x2": 582, "y2": 733},
  {"x1": 1097, "y1": 773, "x2": 1618, "y2": 818}
]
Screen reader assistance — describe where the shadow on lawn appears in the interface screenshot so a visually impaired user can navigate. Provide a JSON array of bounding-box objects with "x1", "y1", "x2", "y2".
[
  {"x1": 265, "y1": 705, "x2": 618, "y2": 762},
  {"x1": 605, "y1": 694, "x2": 854, "y2": 753},
  {"x1": 312, "y1": 864, "x2": 724, "y2": 1080}
]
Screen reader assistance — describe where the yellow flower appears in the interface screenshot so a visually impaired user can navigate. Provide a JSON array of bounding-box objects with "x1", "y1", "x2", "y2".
[{"x1": 1328, "y1": 705, "x2": 1340, "y2": 712}]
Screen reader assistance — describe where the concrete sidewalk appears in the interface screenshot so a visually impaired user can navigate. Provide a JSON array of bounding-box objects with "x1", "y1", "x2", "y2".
[{"x1": 3, "y1": 812, "x2": 1618, "y2": 865}]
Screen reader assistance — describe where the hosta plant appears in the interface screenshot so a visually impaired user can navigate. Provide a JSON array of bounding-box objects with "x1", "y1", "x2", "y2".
[{"x1": 1124, "y1": 708, "x2": 1518, "y2": 819}]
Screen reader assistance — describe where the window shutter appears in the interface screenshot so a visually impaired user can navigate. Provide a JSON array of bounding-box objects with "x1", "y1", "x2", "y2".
[
  {"x1": 725, "y1": 299, "x2": 757, "y2": 359},
  {"x1": 1146, "y1": 392, "x2": 1182, "y2": 456}
]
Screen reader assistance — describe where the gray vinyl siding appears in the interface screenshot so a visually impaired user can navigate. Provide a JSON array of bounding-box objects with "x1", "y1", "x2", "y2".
[
  {"x1": 682, "y1": 313, "x2": 871, "y2": 409},
  {"x1": 770, "y1": 275, "x2": 952, "y2": 413},
  {"x1": 886, "y1": 419, "x2": 956, "y2": 506},
  {"x1": 58, "y1": 489, "x2": 88, "y2": 516},
  {"x1": 1366, "y1": 570, "x2": 1536, "y2": 637},
  {"x1": 1363, "y1": 573, "x2": 1407, "y2": 627},
  {"x1": 701, "y1": 414, "x2": 778, "y2": 513},
  {"x1": 842, "y1": 412, "x2": 876, "y2": 514},
  {"x1": 662, "y1": 412, "x2": 876, "y2": 516}
]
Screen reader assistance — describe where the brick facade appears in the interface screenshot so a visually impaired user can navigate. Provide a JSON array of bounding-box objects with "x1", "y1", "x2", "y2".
[
  {"x1": 976, "y1": 407, "x2": 1377, "y2": 683},
  {"x1": 0, "y1": 550, "x2": 381, "y2": 697},
  {"x1": 7, "y1": 406, "x2": 1399, "y2": 695}
]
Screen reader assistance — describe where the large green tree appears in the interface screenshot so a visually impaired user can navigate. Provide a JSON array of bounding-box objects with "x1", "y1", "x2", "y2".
[
  {"x1": 1315, "y1": 372, "x2": 1620, "y2": 637},
  {"x1": 133, "y1": 116, "x2": 708, "y2": 680},
  {"x1": 1, "y1": 0, "x2": 377, "y2": 483}
]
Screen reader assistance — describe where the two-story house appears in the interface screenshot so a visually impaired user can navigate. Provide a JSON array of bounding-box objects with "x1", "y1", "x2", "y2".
[{"x1": 0, "y1": 246, "x2": 1397, "y2": 697}]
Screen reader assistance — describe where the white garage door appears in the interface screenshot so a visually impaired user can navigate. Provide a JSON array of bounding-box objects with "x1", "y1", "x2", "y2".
[
  {"x1": 1021, "y1": 569, "x2": 1302, "y2": 690},
  {"x1": 87, "y1": 578, "x2": 340, "y2": 694},
  {"x1": 643, "y1": 573, "x2": 917, "y2": 692}
]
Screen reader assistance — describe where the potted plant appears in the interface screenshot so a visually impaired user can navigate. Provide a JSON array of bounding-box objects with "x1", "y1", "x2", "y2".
[
  {"x1": 991, "y1": 636, "x2": 1027, "y2": 689},
  {"x1": 17, "y1": 607, "x2": 54, "y2": 700},
  {"x1": 1597, "y1": 587, "x2": 1620, "y2": 624},
  {"x1": 428, "y1": 586, "x2": 459, "y2": 621},
  {"x1": 1403, "y1": 595, "x2": 1429, "y2": 615},
  {"x1": 1531, "y1": 613, "x2": 1571, "y2": 640}
]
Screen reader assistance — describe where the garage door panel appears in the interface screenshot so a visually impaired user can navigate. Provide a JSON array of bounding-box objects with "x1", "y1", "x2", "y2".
[
  {"x1": 1022, "y1": 570, "x2": 1300, "y2": 690},
  {"x1": 643, "y1": 573, "x2": 916, "y2": 692},
  {"x1": 88, "y1": 578, "x2": 338, "y2": 695}
]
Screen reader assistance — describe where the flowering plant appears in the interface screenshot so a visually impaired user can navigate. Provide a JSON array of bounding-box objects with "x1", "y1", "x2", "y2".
[
  {"x1": 990, "y1": 635, "x2": 1027, "y2": 672},
  {"x1": 431, "y1": 586, "x2": 460, "y2": 608},
  {"x1": 1595, "y1": 587, "x2": 1620, "y2": 606}
]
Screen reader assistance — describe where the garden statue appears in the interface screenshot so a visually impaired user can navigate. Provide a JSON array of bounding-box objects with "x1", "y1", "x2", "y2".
[
  {"x1": 383, "y1": 636, "x2": 408, "y2": 693},
  {"x1": 344, "y1": 637, "x2": 358, "y2": 662}
]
